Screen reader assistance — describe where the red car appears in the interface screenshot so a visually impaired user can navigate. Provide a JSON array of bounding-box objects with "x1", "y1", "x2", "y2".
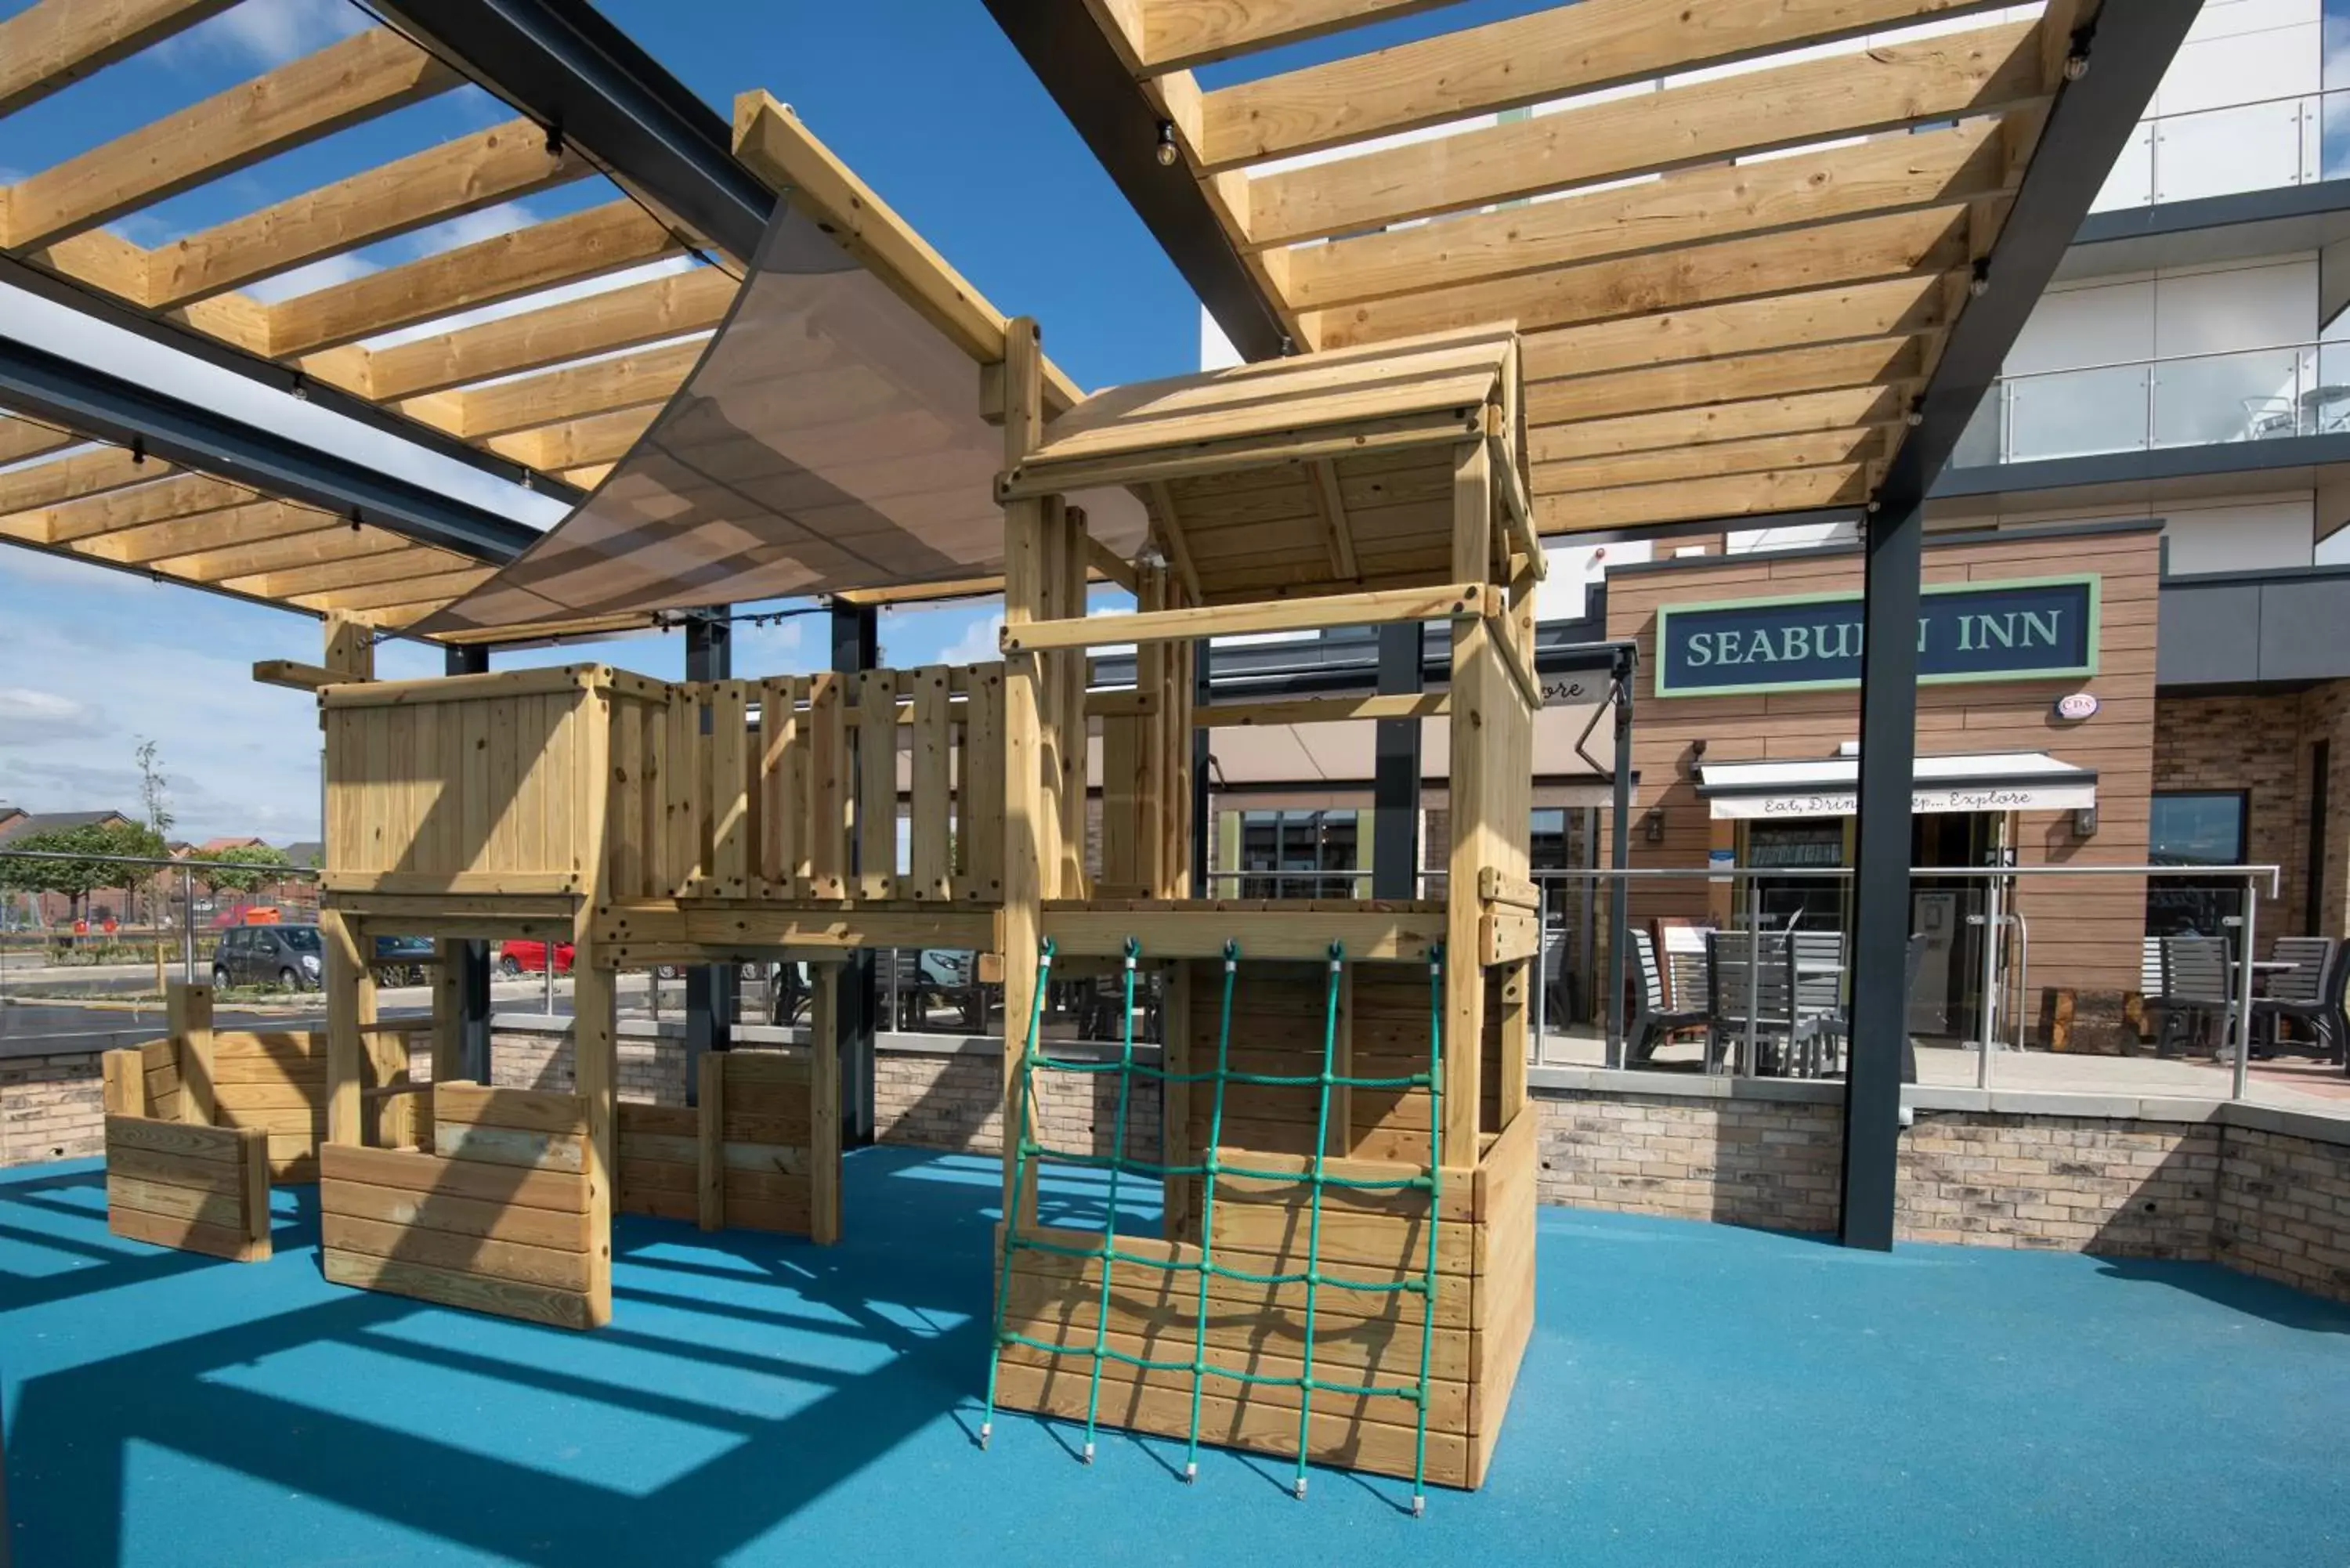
[{"x1": 497, "y1": 938, "x2": 575, "y2": 977}]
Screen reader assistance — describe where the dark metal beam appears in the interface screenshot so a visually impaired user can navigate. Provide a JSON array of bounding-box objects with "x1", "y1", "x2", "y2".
[
  {"x1": 982, "y1": 0, "x2": 1292, "y2": 362},
  {"x1": 368, "y1": 0, "x2": 772, "y2": 264},
  {"x1": 1605, "y1": 645, "x2": 1634, "y2": 1066},
  {"x1": 0, "y1": 334, "x2": 541, "y2": 565},
  {"x1": 831, "y1": 598, "x2": 880, "y2": 1149},
  {"x1": 1841, "y1": 0, "x2": 2202, "y2": 1249},
  {"x1": 683, "y1": 609, "x2": 736, "y2": 1104},
  {"x1": 1372, "y1": 623, "x2": 1423, "y2": 898},
  {"x1": 446, "y1": 641, "x2": 494, "y2": 1082},
  {"x1": 0, "y1": 253, "x2": 576, "y2": 504}
]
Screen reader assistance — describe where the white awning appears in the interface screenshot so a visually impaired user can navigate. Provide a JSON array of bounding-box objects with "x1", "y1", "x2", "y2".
[{"x1": 1696, "y1": 750, "x2": 2097, "y2": 821}]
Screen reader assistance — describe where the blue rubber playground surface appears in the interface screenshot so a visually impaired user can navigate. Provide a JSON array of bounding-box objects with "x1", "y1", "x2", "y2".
[{"x1": 3, "y1": 1145, "x2": 2346, "y2": 1567}]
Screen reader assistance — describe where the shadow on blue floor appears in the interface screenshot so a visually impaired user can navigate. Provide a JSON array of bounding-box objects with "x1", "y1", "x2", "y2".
[{"x1": 3, "y1": 1147, "x2": 2347, "y2": 1567}]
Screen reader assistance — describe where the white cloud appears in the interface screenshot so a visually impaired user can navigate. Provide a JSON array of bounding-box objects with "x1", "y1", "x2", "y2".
[
  {"x1": 408, "y1": 202, "x2": 540, "y2": 255},
  {"x1": 0, "y1": 688, "x2": 109, "y2": 744},
  {"x1": 243, "y1": 251, "x2": 380, "y2": 304},
  {"x1": 935, "y1": 611, "x2": 1005, "y2": 666},
  {"x1": 161, "y1": 0, "x2": 369, "y2": 71}
]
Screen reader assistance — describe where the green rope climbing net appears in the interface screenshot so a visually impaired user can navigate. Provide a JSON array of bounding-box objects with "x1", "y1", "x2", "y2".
[{"x1": 982, "y1": 935, "x2": 1447, "y2": 1515}]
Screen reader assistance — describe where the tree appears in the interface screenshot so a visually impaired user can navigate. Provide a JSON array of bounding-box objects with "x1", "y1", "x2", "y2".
[
  {"x1": 0, "y1": 820, "x2": 167, "y2": 923},
  {"x1": 193, "y1": 843, "x2": 294, "y2": 897},
  {"x1": 132, "y1": 738, "x2": 173, "y2": 924}
]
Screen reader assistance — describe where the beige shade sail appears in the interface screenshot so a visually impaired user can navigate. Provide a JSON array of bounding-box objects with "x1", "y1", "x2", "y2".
[{"x1": 415, "y1": 201, "x2": 1148, "y2": 637}]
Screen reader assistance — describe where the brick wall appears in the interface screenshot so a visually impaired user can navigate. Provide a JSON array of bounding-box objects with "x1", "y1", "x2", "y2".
[
  {"x1": 489, "y1": 1024, "x2": 687, "y2": 1105},
  {"x1": 2151, "y1": 692, "x2": 2310, "y2": 940},
  {"x1": 1899, "y1": 1111, "x2": 2218, "y2": 1255},
  {"x1": 875, "y1": 1042, "x2": 1163, "y2": 1163},
  {"x1": 2216, "y1": 1124, "x2": 2350, "y2": 1300},
  {"x1": 1533, "y1": 1086, "x2": 1842, "y2": 1232},
  {"x1": 1, "y1": 1052, "x2": 107, "y2": 1164}
]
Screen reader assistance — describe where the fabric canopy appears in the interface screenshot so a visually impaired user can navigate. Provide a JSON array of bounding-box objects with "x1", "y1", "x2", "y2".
[{"x1": 417, "y1": 205, "x2": 1146, "y2": 637}]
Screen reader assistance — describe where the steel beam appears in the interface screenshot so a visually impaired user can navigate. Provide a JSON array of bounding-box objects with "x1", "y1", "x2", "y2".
[
  {"x1": 0, "y1": 254, "x2": 575, "y2": 506},
  {"x1": 1372, "y1": 623, "x2": 1423, "y2": 898},
  {"x1": 981, "y1": 0, "x2": 1290, "y2": 362},
  {"x1": 0, "y1": 334, "x2": 540, "y2": 565},
  {"x1": 832, "y1": 598, "x2": 879, "y2": 1148},
  {"x1": 684, "y1": 609, "x2": 736, "y2": 1105},
  {"x1": 369, "y1": 0, "x2": 772, "y2": 263},
  {"x1": 446, "y1": 641, "x2": 495, "y2": 1081},
  {"x1": 1839, "y1": 0, "x2": 2202, "y2": 1249}
]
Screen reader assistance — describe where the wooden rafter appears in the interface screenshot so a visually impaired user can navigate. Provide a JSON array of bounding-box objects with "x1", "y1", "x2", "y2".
[
  {"x1": 5, "y1": 471, "x2": 250, "y2": 545},
  {"x1": 486, "y1": 406, "x2": 660, "y2": 471},
  {"x1": 0, "y1": 447, "x2": 170, "y2": 515},
  {"x1": 0, "y1": 415, "x2": 75, "y2": 466},
  {"x1": 1240, "y1": 20, "x2": 2044, "y2": 247},
  {"x1": 1307, "y1": 459, "x2": 1359, "y2": 580},
  {"x1": 363, "y1": 266, "x2": 737, "y2": 401},
  {"x1": 148, "y1": 118, "x2": 590, "y2": 309},
  {"x1": 294, "y1": 564, "x2": 494, "y2": 614},
  {"x1": 82, "y1": 499, "x2": 337, "y2": 565},
  {"x1": 217, "y1": 540, "x2": 468, "y2": 598},
  {"x1": 1191, "y1": 0, "x2": 2018, "y2": 171},
  {"x1": 1529, "y1": 384, "x2": 1913, "y2": 464},
  {"x1": 432, "y1": 337, "x2": 707, "y2": 439},
  {"x1": 1, "y1": 29, "x2": 461, "y2": 251},
  {"x1": 0, "y1": 0, "x2": 237, "y2": 118},
  {"x1": 1537, "y1": 464, "x2": 1876, "y2": 534},
  {"x1": 1534, "y1": 428, "x2": 1891, "y2": 497},
  {"x1": 1527, "y1": 337, "x2": 1932, "y2": 429}
]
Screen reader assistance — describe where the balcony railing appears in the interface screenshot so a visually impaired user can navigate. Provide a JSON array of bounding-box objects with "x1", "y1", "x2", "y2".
[
  {"x1": 2094, "y1": 87, "x2": 2349, "y2": 211},
  {"x1": 1950, "y1": 341, "x2": 2350, "y2": 469}
]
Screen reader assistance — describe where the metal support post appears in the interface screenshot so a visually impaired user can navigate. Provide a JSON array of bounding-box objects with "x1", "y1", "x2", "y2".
[
  {"x1": 684, "y1": 609, "x2": 737, "y2": 1107},
  {"x1": 1372, "y1": 622, "x2": 1423, "y2": 900},
  {"x1": 1191, "y1": 638, "x2": 1213, "y2": 897},
  {"x1": 833, "y1": 598, "x2": 880, "y2": 1147},
  {"x1": 1743, "y1": 875, "x2": 1762, "y2": 1078},
  {"x1": 2232, "y1": 874, "x2": 2258, "y2": 1101},
  {"x1": 1532, "y1": 880, "x2": 1548, "y2": 1064},
  {"x1": 1975, "y1": 876, "x2": 2003, "y2": 1091},
  {"x1": 1605, "y1": 647, "x2": 1635, "y2": 1067},
  {"x1": 1839, "y1": 500, "x2": 1924, "y2": 1251},
  {"x1": 445, "y1": 642, "x2": 494, "y2": 1081},
  {"x1": 180, "y1": 864, "x2": 196, "y2": 984}
]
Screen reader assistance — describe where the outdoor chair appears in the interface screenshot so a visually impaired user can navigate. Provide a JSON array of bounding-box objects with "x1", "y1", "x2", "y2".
[
  {"x1": 2251, "y1": 936, "x2": 2347, "y2": 1068},
  {"x1": 1706, "y1": 928, "x2": 1796, "y2": 1075},
  {"x1": 1786, "y1": 930, "x2": 1847, "y2": 1078},
  {"x1": 2153, "y1": 935, "x2": 2232, "y2": 1057},
  {"x1": 1627, "y1": 929, "x2": 1707, "y2": 1066}
]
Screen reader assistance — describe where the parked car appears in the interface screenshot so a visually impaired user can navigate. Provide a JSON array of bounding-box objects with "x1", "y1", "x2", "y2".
[
  {"x1": 498, "y1": 938, "x2": 575, "y2": 977},
  {"x1": 878, "y1": 948, "x2": 991, "y2": 1031},
  {"x1": 371, "y1": 934, "x2": 434, "y2": 987},
  {"x1": 213, "y1": 923, "x2": 324, "y2": 990}
]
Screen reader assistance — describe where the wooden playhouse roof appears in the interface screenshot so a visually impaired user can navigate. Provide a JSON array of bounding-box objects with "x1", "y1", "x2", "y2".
[
  {"x1": 1010, "y1": 0, "x2": 2151, "y2": 540},
  {"x1": 1003, "y1": 325, "x2": 1536, "y2": 603}
]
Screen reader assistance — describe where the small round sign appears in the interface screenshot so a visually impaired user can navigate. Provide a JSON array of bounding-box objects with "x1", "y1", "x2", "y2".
[{"x1": 2054, "y1": 692, "x2": 2099, "y2": 721}]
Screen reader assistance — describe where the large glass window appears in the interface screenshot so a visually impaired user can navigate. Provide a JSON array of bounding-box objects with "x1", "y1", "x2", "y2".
[
  {"x1": 1531, "y1": 808, "x2": 1570, "y2": 873},
  {"x1": 1236, "y1": 810, "x2": 1360, "y2": 899},
  {"x1": 2147, "y1": 791, "x2": 2248, "y2": 936}
]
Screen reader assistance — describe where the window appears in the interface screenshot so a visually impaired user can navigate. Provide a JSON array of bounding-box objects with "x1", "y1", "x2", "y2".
[
  {"x1": 2148, "y1": 791, "x2": 2248, "y2": 937},
  {"x1": 1235, "y1": 810, "x2": 1360, "y2": 899},
  {"x1": 1531, "y1": 809, "x2": 1570, "y2": 873}
]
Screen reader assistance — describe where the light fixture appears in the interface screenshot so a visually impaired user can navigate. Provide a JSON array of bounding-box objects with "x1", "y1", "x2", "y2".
[
  {"x1": 2073, "y1": 805, "x2": 2099, "y2": 839},
  {"x1": 1155, "y1": 121, "x2": 1180, "y2": 167},
  {"x1": 1643, "y1": 807, "x2": 1667, "y2": 844},
  {"x1": 1969, "y1": 258, "x2": 1991, "y2": 298}
]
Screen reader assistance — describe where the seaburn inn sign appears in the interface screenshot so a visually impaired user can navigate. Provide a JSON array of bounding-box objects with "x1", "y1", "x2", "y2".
[{"x1": 1652, "y1": 576, "x2": 2099, "y2": 697}]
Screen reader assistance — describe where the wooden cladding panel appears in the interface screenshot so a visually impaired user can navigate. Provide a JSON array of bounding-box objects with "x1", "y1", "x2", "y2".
[
  {"x1": 320, "y1": 1135, "x2": 599, "y2": 1331},
  {"x1": 103, "y1": 1113, "x2": 271, "y2": 1261}
]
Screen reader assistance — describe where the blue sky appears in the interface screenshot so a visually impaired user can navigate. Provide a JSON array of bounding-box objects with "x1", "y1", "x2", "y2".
[{"x1": 0, "y1": 0, "x2": 1224, "y2": 840}]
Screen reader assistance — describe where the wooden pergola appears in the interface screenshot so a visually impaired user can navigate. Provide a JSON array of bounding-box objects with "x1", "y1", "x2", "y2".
[{"x1": 992, "y1": 0, "x2": 2168, "y2": 540}]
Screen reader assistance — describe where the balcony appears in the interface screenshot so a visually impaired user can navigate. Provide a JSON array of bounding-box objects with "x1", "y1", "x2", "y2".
[
  {"x1": 2095, "y1": 87, "x2": 2350, "y2": 211},
  {"x1": 1950, "y1": 341, "x2": 2350, "y2": 470}
]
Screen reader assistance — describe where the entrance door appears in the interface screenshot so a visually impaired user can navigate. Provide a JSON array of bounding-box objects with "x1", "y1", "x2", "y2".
[{"x1": 1909, "y1": 813, "x2": 2001, "y2": 1039}]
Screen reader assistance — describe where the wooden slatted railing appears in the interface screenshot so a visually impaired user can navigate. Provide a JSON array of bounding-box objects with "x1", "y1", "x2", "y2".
[{"x1": 608, "y1": 663, "x2": 1005, "y2": 904}]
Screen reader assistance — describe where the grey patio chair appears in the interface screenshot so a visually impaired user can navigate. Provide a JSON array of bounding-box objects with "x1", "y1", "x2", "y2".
[
  {"x1": 1628, "y1": 928, "x2": 1708, "y2": 1066},
  {"x1": 2251, "y1": 936, "x2": 2345, "y2": 1067},
  {"x1": 1786, "y1": 930, "x2": 1846, "y2": 1078},
  {"x1": 2155, "y1": 935, "x2": 2232, "y2": 1058},
  {"x1": 1706, "y1": 928, "x2": 1795, "y2": 1075}
]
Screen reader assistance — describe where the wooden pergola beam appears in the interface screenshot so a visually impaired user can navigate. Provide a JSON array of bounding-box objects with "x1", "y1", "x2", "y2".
[
  {"x1": 1242, "y1": 19, "x2": 2043, "y2": 247},
  {"x1": 267, "y1": 201, "x2": 679, "y2": 358},
  {"x1": 0, "y1": 447, "x2": 170, "y2": 516},
  {"x1": 9, "y1": 471, "x2": 251, "y2": 546},
  {"x1": 148, "y1": 118, "x2": 589, "y2": 309},
  {"x1": 1307, "y1": 204, "x2": 1977, "y2": 351},
  {"x1": 1528, "y1": 337, "x2": 1931, "y2": 429},
  {"x1": 294, "y1": 564, "x2": 494, "y2": 614},
  {"x1": 159, "y1": 522, "x2": 413, "y2": 584},
  {"x1": 485, "y1": 406, "x2": 659, "y2": 471},
  {"x1": 1195, "y1": 0, "x2": 2016, "y2": 171},
  {"x1": 1535, "y1": 464, "x2": 1873, "y2": 534},
  {"x1": 1137, "y1": 0, "x2": 1459, "y2": 72},
  {"x1": 2, "y1": 29, "x2": 461, "y2": 251},
  {"x1": 0, "y1": 415, "x2": 75, "y2": 466},
  {"x1": 1530, "y1": 383, "x2": 1913, "y2": 464},
  {"x1": 84, "y1": 500, "x2": 336, "y2": 565},
  {"x1": 439, "y1": 337, "x2": 707, "y2": 439},
  {"x1": 1534, "y1": 427, "x2": 1889, "y2": 496},
  {"x1": 220, "y1": 540, "x2": 466, "y2": 598},
  {"x1": 0, "y1": 0, "x2": 237, "y2": 118},
  {"x1": 360, "y1": 266, "x2": 737, "y2": 401},
  {"x1": 1519, "y1": 270, "x2": 1953, "y2": 386},
  {"x1": 1283, "y1": 120, "x2": 2012, "y2": 314}
]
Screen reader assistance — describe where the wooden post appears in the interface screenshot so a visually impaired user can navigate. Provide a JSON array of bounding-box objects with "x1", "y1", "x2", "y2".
[
  {"x1": 1160, "y1": 960, "x2": 1191, "y2": 1239},
  {"x1": 573, "y1": 684, "x2": 616, "y2": 1325},
  {"x1": 1498, "y1": 960, "x2": 1529, "y2": 1128},
  {"x1": 810, "y1": 963, "x2": 841, "y2": 1245},
  {"x1": 430, "y1": 939, "x2": 465, "y2": 1085},
  {"x1": 169, "y1": 979, "x2": 215, "y2": 1127},
  {"x1": 696, "y1": 1052, "x2": 725, "y2": 1231},
  {"x1": 1444, "y1": 439, "x2": 1495, "y2": 1161},
  {"x1": 238, "y1": 1125, "x2": 272, "y2": 1259},
  {"x1": 101, "y1": 1048, "x2": 139, "y2": 1116},
  {"x1": 1328, "y1": 961, "x2": 1354, "y2": 1157},
  {"x1": 322, "y1": 911, "x2": 372, "y2": 1146},
  {"x1": 1000, "y1": 317, "x2": 1047, "y2": 1227},
  {"x1": 1060, "y1": 506, "x2": 1088, "y2": 899}
]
